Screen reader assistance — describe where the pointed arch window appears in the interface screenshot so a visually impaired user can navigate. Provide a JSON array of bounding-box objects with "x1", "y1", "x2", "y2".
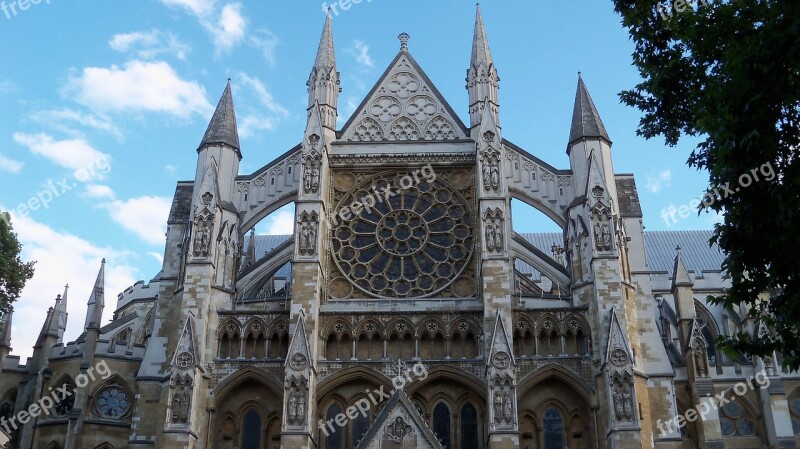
[
  {"x1": 352, "y1": 406, "x2": 370, "y2": 446},
  {"x1": 241, "y1": 409, "x2": 262, "y2": 449},
  {"x1": 324, "y1": 404, "x2": 343, "y2": 449},
  {"x1": 543, "y1": 406, "x2": 565, "y2": 449},
  {"x1": 433, "y1": 402, "x2": 451, "y2": 449},
  {"x1": 460, "y1": 403, "x2": 478, "y2": 449}
]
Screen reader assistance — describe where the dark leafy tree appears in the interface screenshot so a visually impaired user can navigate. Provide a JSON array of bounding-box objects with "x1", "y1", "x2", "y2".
[
  {"x1": 0, "y1": 212, "x2": 35, "y2": 314},
  {"x1": 612, "y1": 0, "x2": 800, "y2": 369}
]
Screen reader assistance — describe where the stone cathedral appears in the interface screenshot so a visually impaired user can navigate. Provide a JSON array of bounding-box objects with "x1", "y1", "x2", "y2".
[{"x1": 2, "y1": 7, "x2": 799, "y2": 449}]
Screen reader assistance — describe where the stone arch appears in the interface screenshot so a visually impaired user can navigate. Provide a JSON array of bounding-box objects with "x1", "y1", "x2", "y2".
[
  {"x1": 316, "y1": 366, "x2": 393, "y2": 400},
  {"x1": 355, "y1": 319, "x2": 383, "y2": 360},
  {"x1": 716, "y1": 388, "x2": 765, "y2": 443},
  {"x1": 212, "y1": 368, "x2": 282, "y2": 449},
  {"x1": 509, "y1": 189, "x2": 566, "y2": 230},
  {"x1": 217, "y1": 318, "x2": 242, "y2": 359},
  {"x1": 236, "y1": 236, "x2": 294, "y2": 298},
  {"x1": 518, "y1": 365, "x2": 594, "y2": 449},
  {"x1": 89, "y1": 375, "x2": 134, "y2": 419}
]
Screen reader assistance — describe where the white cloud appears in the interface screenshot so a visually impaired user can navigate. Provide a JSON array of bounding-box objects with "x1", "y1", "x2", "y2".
[
  {"x1": 0, "y1": 155, "x2": 23, "y2": 173},
  {"x1": 351, "y1": 40, "x2": 374, "y2": 68},
  {"x1": 13, "y1": 133, "x2": 110, "y2": 181},
  {"x1": 7, "y1": 212, "x2": 141, "y2": 360},
  {"x1": 159, "y1": 0, "x2": 247, "y2": 55},
  {"x1": 237, "y1": 72, "x2": 288, "y2": 116},
  {"x1": 30, "y1": 108, "x2": 122, "y2": 139},
  {"x1": 645, "y1": 170, "x2": 673, "y2": 193},
  {"x1": 109, "y1": 29, "x2": 191, "y2": 61},
  {"x1": 84, "y1": 184, "x2": 115, "y2": 199},
  {"x1": 65, "y1": 60, "x2": 213, "y2": 118},
  {"x1": 104, "y1": 196, "x2": 172, "y2": 246},
  {"x1": 0, "y1": 79, "x2": 19, "y2": 95},
  {"x1": 164, "y1": 164, "x2": 178, "y2": 175},
  {"x1": 261, "y1": 209, "x2": 294, "y2": 235},
  {"x1": 147, "y1": 252, "x2": 164, "y2": 265},
  {"x1": 238, "y1": 114, "x2": 279, "y2": 138}
]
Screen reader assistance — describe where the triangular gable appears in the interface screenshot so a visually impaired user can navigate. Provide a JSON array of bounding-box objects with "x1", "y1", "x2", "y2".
[
  {"x1": 171, "y1": 314, "x2": 200, "y2": 371},
  {"x1": 605, "y1": 306, "x2": 633, "y2": 368},
  {"x1": 487, "y1": 309, "x2": 515, "y2": 369},
  {"x1": 285, "y1": 311, "x2": 314, "y2": 373},
  {"x1": 355, "y1": 389, "x2": 444, "y2": 449},
  {"x1": 340, "y1": 50, "x2": 468, "y2": 142}
]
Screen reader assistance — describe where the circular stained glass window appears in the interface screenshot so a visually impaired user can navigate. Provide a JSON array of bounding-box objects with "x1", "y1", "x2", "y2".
[
  {"x1": 330, "y1": 172, "x2": 474, "y2": 298},
  {"x1": 95, "y1": 386, "x2": 131, "y2": 419},
  {"x1": 720, "y1": 417, "x2": 735, "y2": 436},
  {"x1": 723, "y1": 400, "x2": 743, "y2": 418},
  {"x1": 736, "y1": 417, "x2": 755, "y2": 436}
]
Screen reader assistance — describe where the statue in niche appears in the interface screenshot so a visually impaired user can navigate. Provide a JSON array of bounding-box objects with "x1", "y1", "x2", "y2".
[
  {"x1": 693, "y1": 341, "x2": 708, "y2": 377},
  {"x1": 593, "y1": 215, "x2": 612, "y2": 251},
  {"x1": 180, "y1": 391, "x2": 190, "y2": 423},
  {"x1": 484, "y1": 210, "x2": 504, "y2": 254},
  {"x1": 601, "y1": 222, "x2": 612, "y2": 250},
  {"x1": 493, "y1": 392, "x2": 503, "y2": 423},
  {"x1": 287, "y1": 391, "x2": 297, "y2": 422},
  {"x1": 482, "y1": 162, "x2": 492, "y2": 191},
  {"x1": 622, "y1": 387, "x2": 633, "y2": 420},
  {"x1": 491, "y1": 163, "x2": 500, "y2": 190},
  {"x1": 298, "y1": 214, "x2": 318, "y2": 256},
  {"x1": 486, "y1": 223, "x2": 497, "y2": 252},
  {"x1": 171, "y1": 394, "x2": 180, "y2": 423},
  {"x1": 494, "y1": 221, "x2": 503, "y2": 249},
  {"x1": 482, "y1": 151, "x2": 500, "y2": 191},
  {"x1": 194, "y1": 220, "x2": 211, "y2": 256},
  {"x1": 503, "y1": 392, "x2": 513, "y2": 422},
  {"x1": 296, "y1": 394, "x2": 306, "y2": 424},
  {"x1": 613, "y1": 389, "x2": 624, "y2": 420},
  {"x1": 304, "y1": 157, "x2": 320, "y2": 194}
]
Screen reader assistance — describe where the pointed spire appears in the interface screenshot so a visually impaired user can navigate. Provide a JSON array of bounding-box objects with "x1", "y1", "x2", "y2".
[
  {"x1": 83, "y1": 259, "x2": 105, "y2": 331},
  {"x1": 569, "y1": 74, "x2": 610, "y2": 146},
  {"x1": 198, "y1": 80, "x2": 240, "y2": 155},
  {"x1": 467, "y1": 4, "x2": 499, "y2": 128},
  {"x1": 0, "y1": 309, "x2": 12, "y2": 349},
  {"x1": 471, "y1": 4, "x2": 494, "y2": 70},
  {"x1": 56, "y1": 284, "x2": 69, "y2": 343},
  {"x1": 309, "y1": 12, "x2": 340, "y2": 129},
  {"x1": 315, "y1": 10, "x2": 336, "y2": 69},
  {"x1": 36, "y1": 295, "x2": 61, "y2": 347},
  {"x1": 672, "y1": 246, "x2": 693, "y2": 289}
]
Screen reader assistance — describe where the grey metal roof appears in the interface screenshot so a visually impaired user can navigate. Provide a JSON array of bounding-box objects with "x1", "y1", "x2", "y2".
[
  {"x1": 251, "y1": 235, "x2": 293, "y2": 278},
  {"x1": 643, "y1": 230, "x2": 724, "y2": 274},
  {"x1": 568, "y1": 75, "x2": 611, "y2": 145},
  {"x1": 198, "y1": 80, "x2": 240, "y2": 152}
]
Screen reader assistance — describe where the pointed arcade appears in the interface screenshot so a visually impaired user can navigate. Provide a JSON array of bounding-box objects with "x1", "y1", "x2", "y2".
[
  {"x1": 199, "y1": 80, "x2": 240, "y2": 157},
  {"x1": 568, "y1": 74, "x2": 611, "y2": 147}
]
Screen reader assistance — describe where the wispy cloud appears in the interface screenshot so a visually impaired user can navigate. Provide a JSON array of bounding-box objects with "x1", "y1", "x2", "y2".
[
  {"x1": 30, "y1": 108, "x2": 122, "y2": 140},
  {"x1": 13, "y1": 132, "x2": 110, "y2": 181},
  {"x1": 64, "y1": 60, "x2": 213, "y2": 119},
  {"x1": 109, "y1": 29, "x2": 191, "y2": 60},
  {"x1": 235, "y1": 72, "x2": 289, "y2": 138},
  {"x1": 159, "y1": 0, "x2": 246, "y2": 56},
  {"x1": 0, "y1": 155, "x2": 23, "y2": 173},
  {"x1": 350, "y1": 40, "x2": 373, "y2": 69},
  {"x1": 645, "y1": 169, "x2": 672, "y2": 193},
  {"x1": 0, "y1": 79, "x2": 19, "y2": 95},
  {"x1": 83, "y1": 184, "x2": 116, "y2": 200},
  {"x1": 249, "y1": 28, "x2": 279, "y2": 67}
]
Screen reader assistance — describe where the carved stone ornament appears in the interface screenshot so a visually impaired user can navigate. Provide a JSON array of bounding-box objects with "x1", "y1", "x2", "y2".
[
  {"x1": 610, "y1": 348, "x2": 628, "y2": 367},
  {"x1": 289, "y1": 353, "x2": 307, "y2": 371},
  {"x1": 492, "y1": 351, "x2": 511, "y2": 369},
  {"x1": 176, "y1": 351, "x2": 194, "y2": 369},
  {"x1": 385, "y1": 416, "x2": 413, "y2": 443}
]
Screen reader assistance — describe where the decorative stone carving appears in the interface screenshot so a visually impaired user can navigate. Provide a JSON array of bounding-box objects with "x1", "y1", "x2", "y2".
[
  {"x1": 289, "y1": 353, "x2": 307, "y2": 371},
  {"x1": 693, "y1": 340, "x2": 709, "y2": 377},
  {"x1": 612, "y1": 381, "x2": 634, "y2": 422},
  {"x1": 303, "y1": 153, "x2": 321, "y2": 194},
  {"x1": 592, "y1": 208, "x2": 612, "y2": 252},
  {"x1": 298, "y1": 211, "x2": 319, "y2": 256},
  {"x1": 492, "y1": 351, "x2": 510, "y2": 369},
  {"x1": 193, "y1": 218, "x2": 212, "y2": 256},
  {"x1": 384, "y1": 416, "x2": 413, "y2": 443},
  {"x1": 170, "y1": 374, "x2": 193, "y2": 424},
  {"x1": 286, "y1": 387, "x2": 307, "y2": 426},
  {"x1": 610, "y1": 348, "x2": 628, "y2": 367},
  {"x1": 176, "y1": 351, "x2": 193, "y2": 369},
  {"x1": 492, "y1": 388, "x2": 514, "y2": 425},
  {"x1": 481, "y1": 148, "x2": 501, "y2": 192},
  {"x1": 483, "y1": 208, "x2": 504, "y2": 254}
]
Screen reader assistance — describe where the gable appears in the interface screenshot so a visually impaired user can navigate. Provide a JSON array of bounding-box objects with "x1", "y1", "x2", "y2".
[
  {"x1": 340, "y1": 50, "x2": 469, "y2": 143},
  {"x1": 355, "y1": 389, "x2": 444, "y2": 449}
]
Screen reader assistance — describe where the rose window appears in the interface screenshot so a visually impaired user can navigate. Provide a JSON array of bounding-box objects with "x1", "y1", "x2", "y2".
[
  {"x1": 331, "y1": 173, "x2": 474, "y2": 298},
  {"x1": 95, "y1": 386, "x2": 130, "y2": 419}
]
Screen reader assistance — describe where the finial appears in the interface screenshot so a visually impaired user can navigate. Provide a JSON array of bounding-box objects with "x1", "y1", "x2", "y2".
[
  {"x1": 578, "y1": 71, "x2": 582, "y2": 78},
  {"x1": 101, "y1": 258, "x2": 106, "y2": 264},
  {"x1": 56, "y1": 294, "x2": 61, "y2": 300},
  {"x1": 398, "y1": 32, "x2": 410, "y2": 51},
  {"x1": 675, "y1": 245, "x2": 681, "y2": 253}
]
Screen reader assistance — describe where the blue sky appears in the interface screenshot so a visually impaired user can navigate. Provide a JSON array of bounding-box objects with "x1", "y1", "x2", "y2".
[{"x1": 0, "y1": 0, "x2": 716, "y2": 359}]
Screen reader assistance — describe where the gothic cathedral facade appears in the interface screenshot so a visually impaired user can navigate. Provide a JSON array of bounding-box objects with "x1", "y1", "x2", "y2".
[{"x1": 1, "y1": 7, "x2": 799, "y2": 449}]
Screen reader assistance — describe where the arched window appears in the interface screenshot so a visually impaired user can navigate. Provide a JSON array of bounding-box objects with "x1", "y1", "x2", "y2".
[
  {"x1": 543, "y1": 406, "x2": 565, "y2": 449},
  {"x1": 433, "y1": 402, "x2": 451, "y2": 449},
  {"x1": 718, "y1": 397, "x2": 757, "y2": 437},
  {"x1": 324, "y1": 404, "x2": 343, "y2": 449},
  {"x1": 352, "y1": 407, "x2": 369, "y2": 446},
  {"x1": 460, "y1": 403, "x2": 478, "y2": 449},
  {"x1": 241, "y1": 409, "x2": 262, "y2": 449}
]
